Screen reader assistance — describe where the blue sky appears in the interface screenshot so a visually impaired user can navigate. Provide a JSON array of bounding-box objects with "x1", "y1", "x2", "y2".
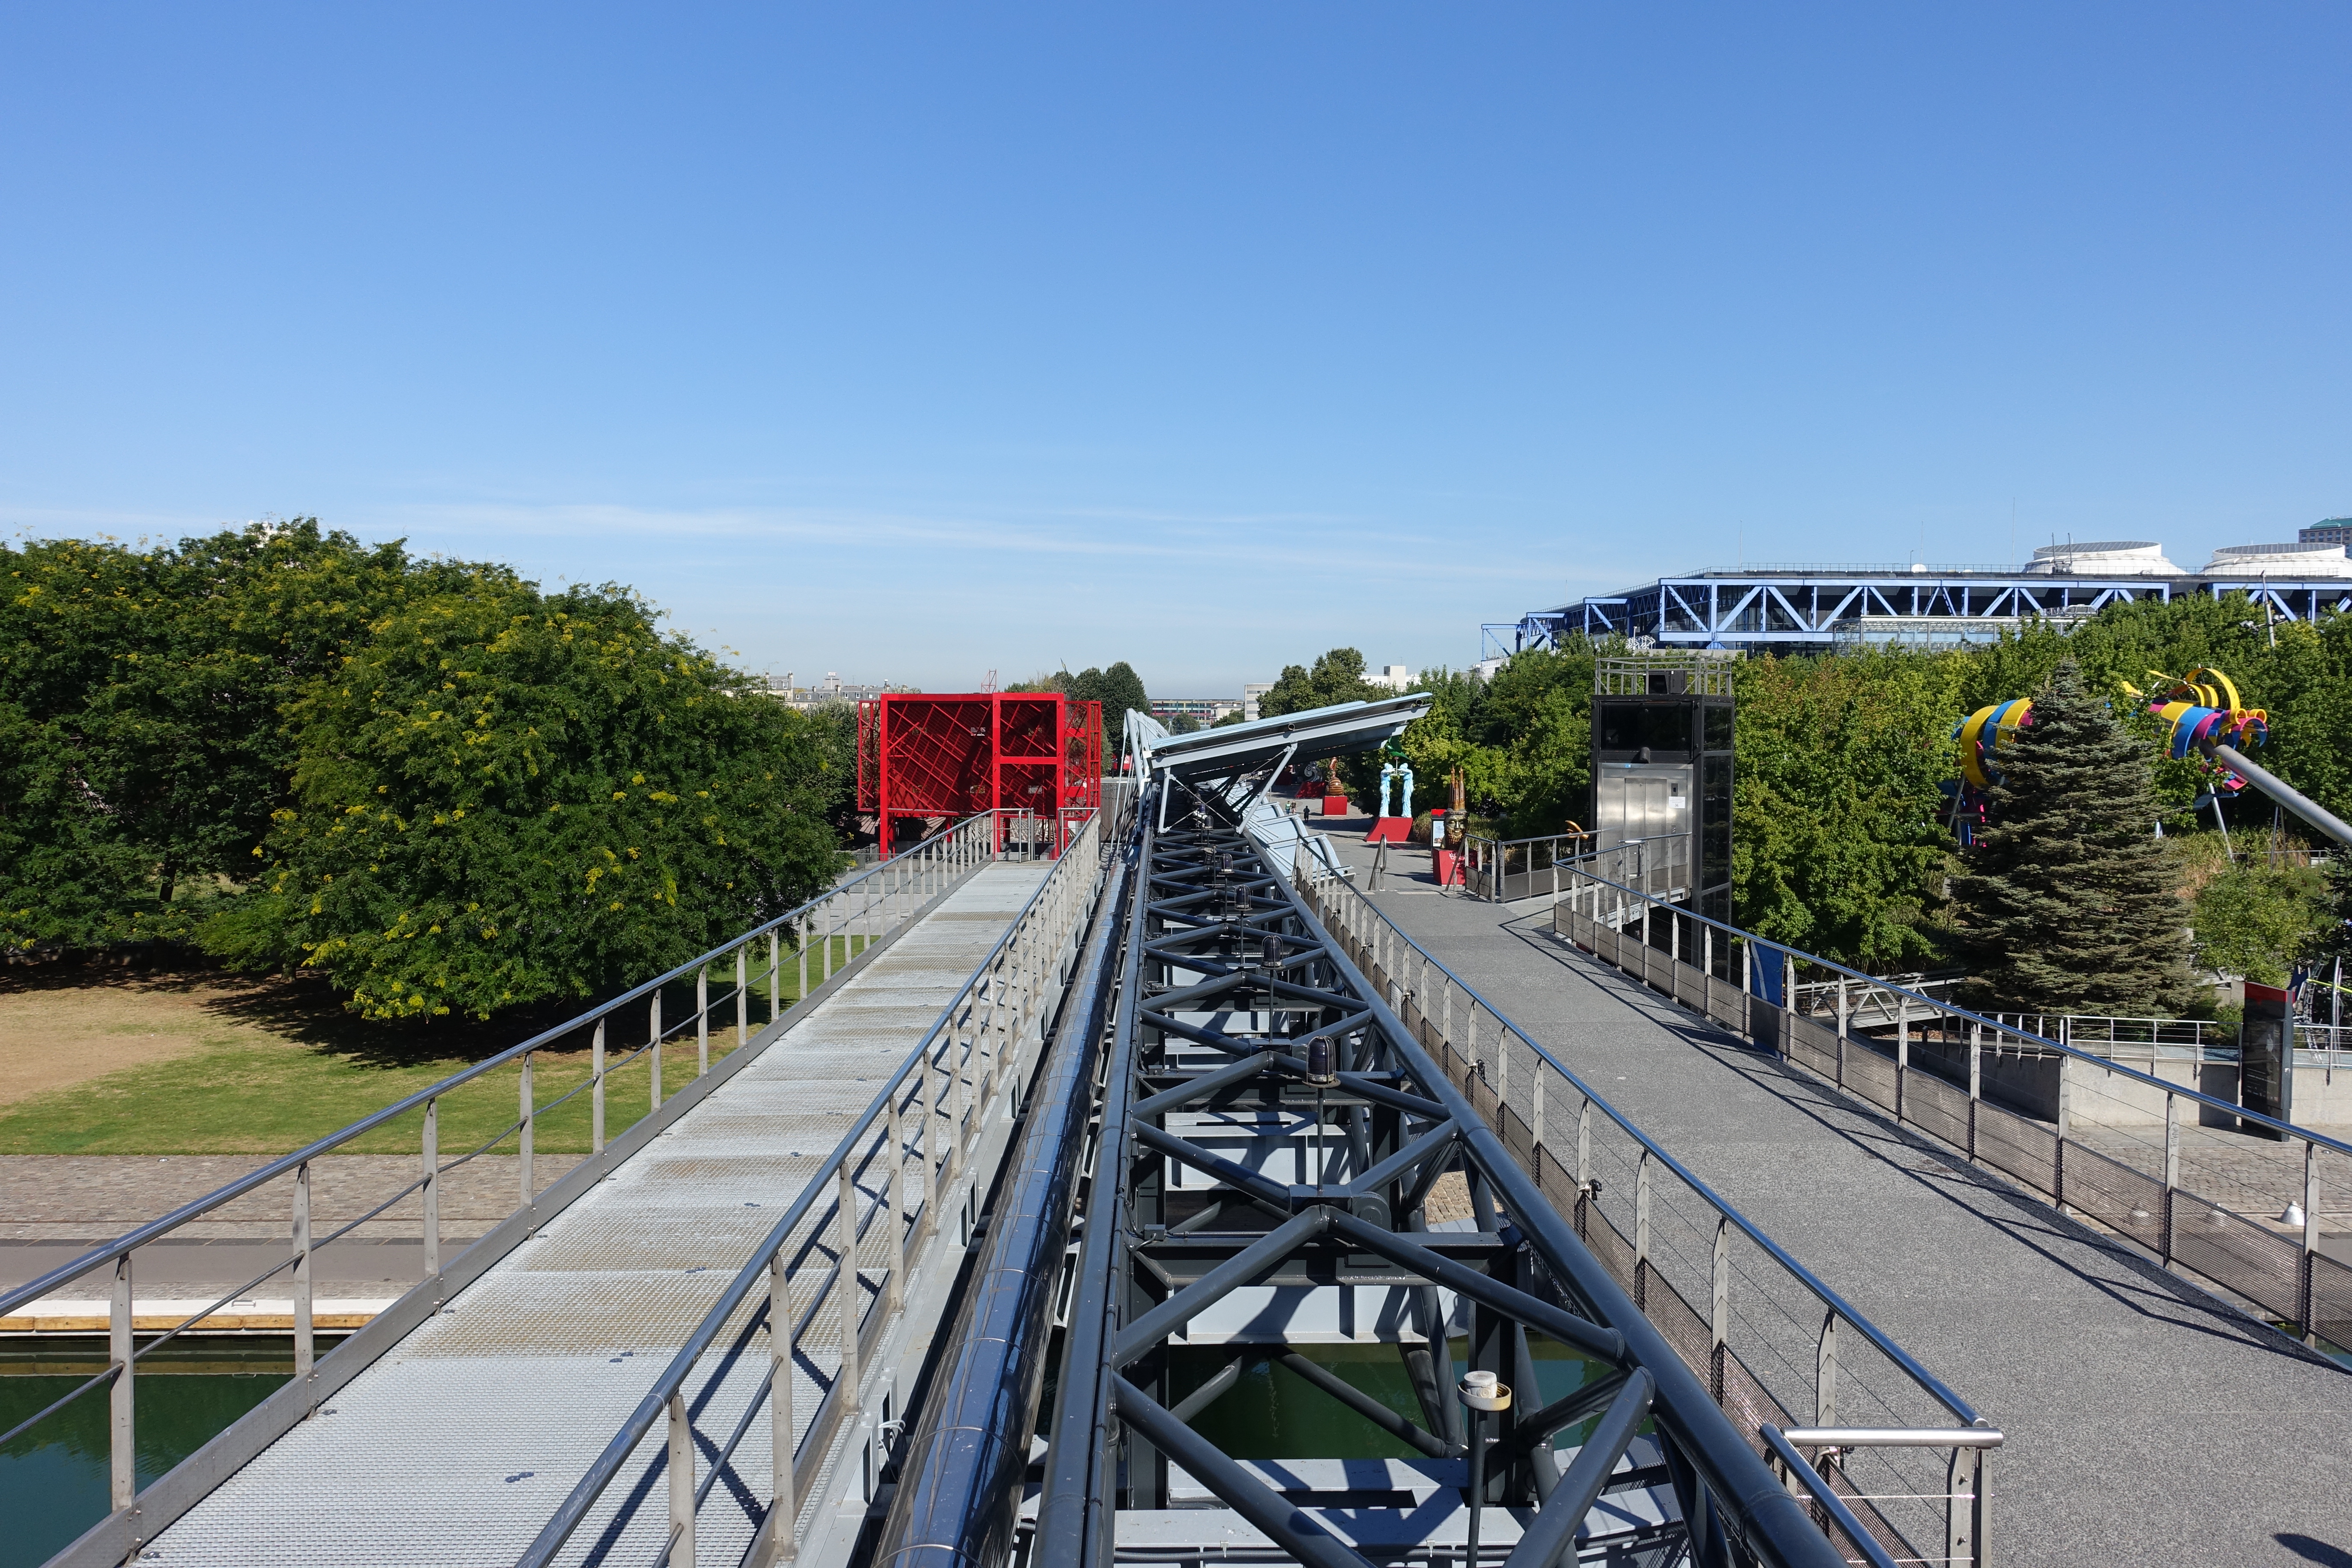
[{"x1": 3, "y1": 5, "x2": 2346, "y2": 695}]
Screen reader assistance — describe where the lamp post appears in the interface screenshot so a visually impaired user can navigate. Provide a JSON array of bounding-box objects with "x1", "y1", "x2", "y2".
[
  {"x1": 1459, "y1": 1369, "x2": 1512, "y2": 1564},
  {"x1": 1304, "y1": 1033, "x2": 1338, "y2": 1195}
]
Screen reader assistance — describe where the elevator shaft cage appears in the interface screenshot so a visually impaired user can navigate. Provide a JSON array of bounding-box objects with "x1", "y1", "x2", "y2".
[
  {"x1": 1591, "y1": 655, "x2": 1735, "y2": 925},
  {"x1": 858, "y1": 692, "x2": 1103, "y2": 854}
]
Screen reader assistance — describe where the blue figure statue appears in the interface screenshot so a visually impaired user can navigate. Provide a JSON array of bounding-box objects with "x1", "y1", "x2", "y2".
[
  {"x1": 1378, "y1": 762, "x2": 1397, "y2": 819},
  {"x1": 1396, "y1": 763, "x2": 1415, "y2": 821}
]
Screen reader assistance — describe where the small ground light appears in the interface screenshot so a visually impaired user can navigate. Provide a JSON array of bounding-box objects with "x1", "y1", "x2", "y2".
[
  {"x1": 1459, "y1": 1371, "x2": 1512, "y2": 1564},
  {"x1": 1304, "y1": 1033, "x2": 1338, "y2": 1196}
]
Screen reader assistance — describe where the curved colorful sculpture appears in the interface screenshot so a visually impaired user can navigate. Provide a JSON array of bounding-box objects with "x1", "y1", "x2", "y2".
[
  {"x1": 2129, "y1": 667, "x2": 2268, "y2": 777},
  {"x1": 1952, "y1": 698, "x2": 2034, "y2": 792}
]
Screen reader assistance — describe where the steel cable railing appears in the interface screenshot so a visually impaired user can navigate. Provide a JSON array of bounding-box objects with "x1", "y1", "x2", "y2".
[
  {"x1": 515, "y1": 809, "x2": 1105, "y2": 1568},
  {"x1": 1292, "y1": 851, "x2": 1995, "y2": 1567},
  {"x1": 1552, "y1": 861, "x2": 2352, "y2": 1362},
  {"x1": 9, "y1": 811, "x2": 1004, "y2": 1561}
]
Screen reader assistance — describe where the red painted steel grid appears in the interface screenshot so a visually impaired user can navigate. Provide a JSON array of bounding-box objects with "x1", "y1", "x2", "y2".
[{"x1": 856, "y1": 693, "x2": 1103, "y2": 854}]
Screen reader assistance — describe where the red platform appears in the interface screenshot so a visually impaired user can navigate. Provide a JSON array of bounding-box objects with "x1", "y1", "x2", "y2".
[
  {"x1": 857, "y1": 693, "x2": 1102, "y2": 856},
  {"x1": 1365, "y1": 817, "x2": 1414, "y2": 844}
]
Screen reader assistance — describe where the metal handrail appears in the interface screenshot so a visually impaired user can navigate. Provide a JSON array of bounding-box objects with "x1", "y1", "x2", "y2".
[
  {"x1": 516, "y1": 809, "x2": 1104, "y2": 1568},
  {"x1": 1757, "y1": 1427, "x2": 1903, "y2": 1568},
  {"x1": 1292, "y1": 855, "x2": 1981, "y2": 1428},
  {"x1": 0, "y1": 814, "x2": 995, "y2": 1321},
  {"x1": 1559, "y1": 863, "x2": 2352, "y2": 1162}
]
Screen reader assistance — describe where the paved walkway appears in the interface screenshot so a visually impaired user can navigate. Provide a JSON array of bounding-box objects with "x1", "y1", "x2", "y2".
[
  {"x1": 143, "y1": 862, "x2": 1051, "y2": 1568},
  {"x1": 1325, "y1": 827, "x2": 2352, "y2": 1568}
]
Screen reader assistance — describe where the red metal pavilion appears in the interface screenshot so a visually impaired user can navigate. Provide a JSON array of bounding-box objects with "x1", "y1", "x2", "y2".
[{"x1": 857, "y1": 692, "x2": 1103, "y2": 856}]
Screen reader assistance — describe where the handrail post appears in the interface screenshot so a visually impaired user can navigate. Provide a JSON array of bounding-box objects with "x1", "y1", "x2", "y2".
[
  {"x1": 1896, "y1": 993, "x2": 1910, "y2": 1124},
  {"x1": 2055, "y1": 1053, "x2": 2071, "y2": 1208},
  {"x1": 423, "y1": 1095, "x2": 441, "y2": 1277},
  {"x1": 2303, "y1": 1139, "x2": 2320, "y2": 1345},
  {"x1": 294, "y1": 1160, "x2": 314, "y2": 1387},
  {"x1": 886, "y1": 1091, "x2": 905, "y2": 1319},
  {"x1": 591, "y1": 1021, "x2": 606, "y2": 1156},
  {"x1": 2162, "y1": 1091, "x2": 2179, "y2": 1267},
  {"x1": 110, "y1": 1250, "x2": 134, "y2": 1511},
  {"x1": 520, "y1": 1052, "x2": 535, "y2": 1210},
  {"x1": 652, "y1": 993, "x2": 665, "y2": 1110},
  {"x1": 1634, "y1": 1150, "x2": 1651, "y2": 1309},
  {"x1": 800, "y1": 922, "x2": 811, "y2": 1003},
  {"x1": 836, "y1": 1164, "x2": 862, "y2": 1414},
  {"x1": 1967, "y1": 1020, "x2": 1981, "y2": 1162},
  {"x1": 668, "y1": 1390, "x2": 695, "y2": 1568},
  {"x1": 771, "y1": 1250, "x2": 798, "y2": 1562},
  {"x1": 1711, "y1": 1214, "x2": 1730, "y2": 1402},
  {"x1": 769, "y1": 931, "x2": 781, "y2": 1025},
  {"x1": 698, "y1": 964, "x2": 711, "y2": 1077},
  {"x1": 1948, "y1": 1443, "x2": 1984, "y2": 1568},
  {"x1": 1815, "y1": 1311, "x2": 1838, "y2": 1426},
  {"x1": 737, "y1": 944, "x2": 748, "y2": 1051}
]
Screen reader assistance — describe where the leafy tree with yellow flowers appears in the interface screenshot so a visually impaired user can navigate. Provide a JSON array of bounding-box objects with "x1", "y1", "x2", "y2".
[{"x1": 200, "y1": 576, "x2": 845, "y2": 1019}]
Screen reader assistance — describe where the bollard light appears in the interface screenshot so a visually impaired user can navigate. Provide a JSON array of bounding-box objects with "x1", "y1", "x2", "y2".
[
  {"x1": 1304, "y1": 1034, "x2": 1339, "y2": 1089},
  {"x1": 1458, "y1": 1371, "x2": 1512, "y2": 1565}
]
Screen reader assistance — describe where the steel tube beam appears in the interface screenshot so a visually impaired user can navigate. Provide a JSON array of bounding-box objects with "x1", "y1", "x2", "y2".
[
  {"x1": 869, "y1": 843, "x2": 1131, "y2": 1568},
  {"x1": 1502, "y1": 1368, "x2": 1654, "y2": 1568},
  {"x1": 2205, "y1": 741, "x2": 2352, "y2": 848},
  {"x1": 1109, "y1": 1377, "x2": 1376, "y2": 1568},
  {"x1": 1256, "y1": 833, "x2": 1850, "y2": 1568}
]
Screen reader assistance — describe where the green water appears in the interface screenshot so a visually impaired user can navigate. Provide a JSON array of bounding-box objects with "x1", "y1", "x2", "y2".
[
  {"x1": 0, "y1": 1337, "x2": 324, "y2": 1568},
  {"x1": 1169, "y1": 1339, "x2": 1612, "y2": 1460}
]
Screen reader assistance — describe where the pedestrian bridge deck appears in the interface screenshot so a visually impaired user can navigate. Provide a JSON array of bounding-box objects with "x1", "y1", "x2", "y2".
[
  {"x1": 141, "y1": 861, "x2": 1051, "y2": 1568},
  {"x1": 1323, "y1": 829, "x2": 2352, "y2": 1568}
]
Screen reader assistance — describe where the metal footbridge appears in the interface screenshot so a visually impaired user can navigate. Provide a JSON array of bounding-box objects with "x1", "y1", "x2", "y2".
[{"x1": 11, "y1": 705, "x2": 2016, "y2": 1568}]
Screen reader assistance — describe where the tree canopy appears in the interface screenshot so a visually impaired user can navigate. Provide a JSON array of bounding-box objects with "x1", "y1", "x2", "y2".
[{"x1": 4, "y1": 523, "x2": 851, "y2": 1020}]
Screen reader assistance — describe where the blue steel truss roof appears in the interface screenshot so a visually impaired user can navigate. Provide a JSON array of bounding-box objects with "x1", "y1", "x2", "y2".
[{"x1": 1484, "y1": 567, "x2": 2352, "y2": 655}]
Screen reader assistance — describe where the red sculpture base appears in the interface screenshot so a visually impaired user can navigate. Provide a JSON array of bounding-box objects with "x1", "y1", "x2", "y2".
[{"x1": 1365, "y1": 817, "x2": 1414, "y2": 844}]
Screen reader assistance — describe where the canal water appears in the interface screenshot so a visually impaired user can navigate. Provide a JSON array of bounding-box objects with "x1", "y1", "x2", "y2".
[
  {"x1": 1169, "y1": 1337, "x2": 1613, "y2": 1459},
  {"x1": 4, "y1": 1336, "x2": 1606, "y2": 1566},
  {"x1": 0, "y1": 1336, "x2": 333, "y2": 1568}
]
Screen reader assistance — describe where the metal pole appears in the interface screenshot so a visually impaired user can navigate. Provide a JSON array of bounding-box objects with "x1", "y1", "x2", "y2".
[
  {"x1": 771, "y1": 930, "x2": 781, "y2": 1025},
  {"x1": 668, "y1": 1391, "x2": 695, "y2": 1568},
  {"x1": 887, "y1": 1093, "x2": 905, "y2": 1319},
  {"x1": 417, "y1": 1090, "x2": 442, "y2": 1280},
  {"x1": 698, "y1": 964, "x2": 710, "y2": 1077},
  {"x1": 110, "y1": 1251, "x2": 134, "y2": 1511},
  {"x1": 2162, "y1": 1091, "x2": 2180, "y2": 1267},
  {"x1": 737, "y1": 945, "x2": 748, "y2": 1051},
  {"x1": 591, "y1": 1020, "x2": 606, "y2": 1156},
  {"x1": 520, "y1": 1051, "x2": 535, "y2": 1209},
  {"x1": 837, "y1": 1163, "x2": 862, "y2": 1413},
  {"x1": 771, "y1": 1251, "x2": 798, "y2": 1562},
  {"x1": 651, "y1": 993, "x2": 664, "y2": 1111},
  {"x1": 294, "y1": 1160, "x2": 314, "y2": 1385}
]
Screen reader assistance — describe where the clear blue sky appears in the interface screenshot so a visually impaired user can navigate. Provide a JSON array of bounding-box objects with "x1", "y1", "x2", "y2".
[{"x1": 4, "y1": 5, "x2": 2346, "y2": 695}]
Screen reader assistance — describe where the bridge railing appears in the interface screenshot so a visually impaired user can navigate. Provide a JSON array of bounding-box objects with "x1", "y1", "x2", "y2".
[
  {"x1": 1547, "y1": 864, "x2": 2352, "y2": 1553},
  {"x1": 6, "y1": 810, "x2": 1005, "y2": 1562},
  {"x1": 1293, "y1": 852, "x2": 1996, "y2": 1568},
  {"x1": 517, "y1": 808, "x2": 1105, "y2": 1568}
]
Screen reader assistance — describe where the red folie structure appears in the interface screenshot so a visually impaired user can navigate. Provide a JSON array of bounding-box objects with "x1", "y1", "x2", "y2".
[{"x1": 857, "y1": 693, "x2": 1103, "y2": 856}]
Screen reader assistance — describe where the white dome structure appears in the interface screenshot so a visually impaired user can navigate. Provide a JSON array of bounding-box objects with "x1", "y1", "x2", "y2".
[
  {"x1": 2022, "y1": 541, "x2": 2186, "y2": 576},
  {"x1": 2202, "y1": 541, "x2": 2352, "y2": 578}
]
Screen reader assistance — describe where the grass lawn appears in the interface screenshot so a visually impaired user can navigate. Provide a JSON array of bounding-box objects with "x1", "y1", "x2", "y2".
[{"x1": 0, "y1": 935, "x2": 871, "y2": 1157}]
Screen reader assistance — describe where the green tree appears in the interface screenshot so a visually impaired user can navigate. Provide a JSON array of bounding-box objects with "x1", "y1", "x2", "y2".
[
  {"x1": 198, "y1": 576, "x2": 847, "y2": 1020},
  {"x1": 1947, "y1": 660, "x2": 2198, "y2": 1015},
  {"x1": 1730, "y1": 651, "x2": 1967, "y2": 968},
  {"x1": 0, "y1": 523, "x2": 478, "y2": 949},
  {"x1": 2189, "y1": 860, "x2": 2329, "y2": 987}
]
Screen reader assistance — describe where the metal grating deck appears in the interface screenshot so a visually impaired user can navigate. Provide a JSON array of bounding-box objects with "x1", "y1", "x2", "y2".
[{"x1": 139, "y1": 864, "x2": 1053, "y2": 1568}]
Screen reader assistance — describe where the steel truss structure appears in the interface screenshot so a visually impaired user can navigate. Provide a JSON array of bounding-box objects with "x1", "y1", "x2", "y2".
[
  {"x1": 1484, "y1": 569, "x2": 2352, "y2": 657},
  {"x1": 1035, "y1": 779, "x2": 1850, "y2": 1568}
]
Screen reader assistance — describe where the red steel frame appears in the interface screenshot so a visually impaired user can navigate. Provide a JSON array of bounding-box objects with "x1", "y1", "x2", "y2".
[{"x1": 858, "y1": 693, "x2": 1103, "y2": 856}]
